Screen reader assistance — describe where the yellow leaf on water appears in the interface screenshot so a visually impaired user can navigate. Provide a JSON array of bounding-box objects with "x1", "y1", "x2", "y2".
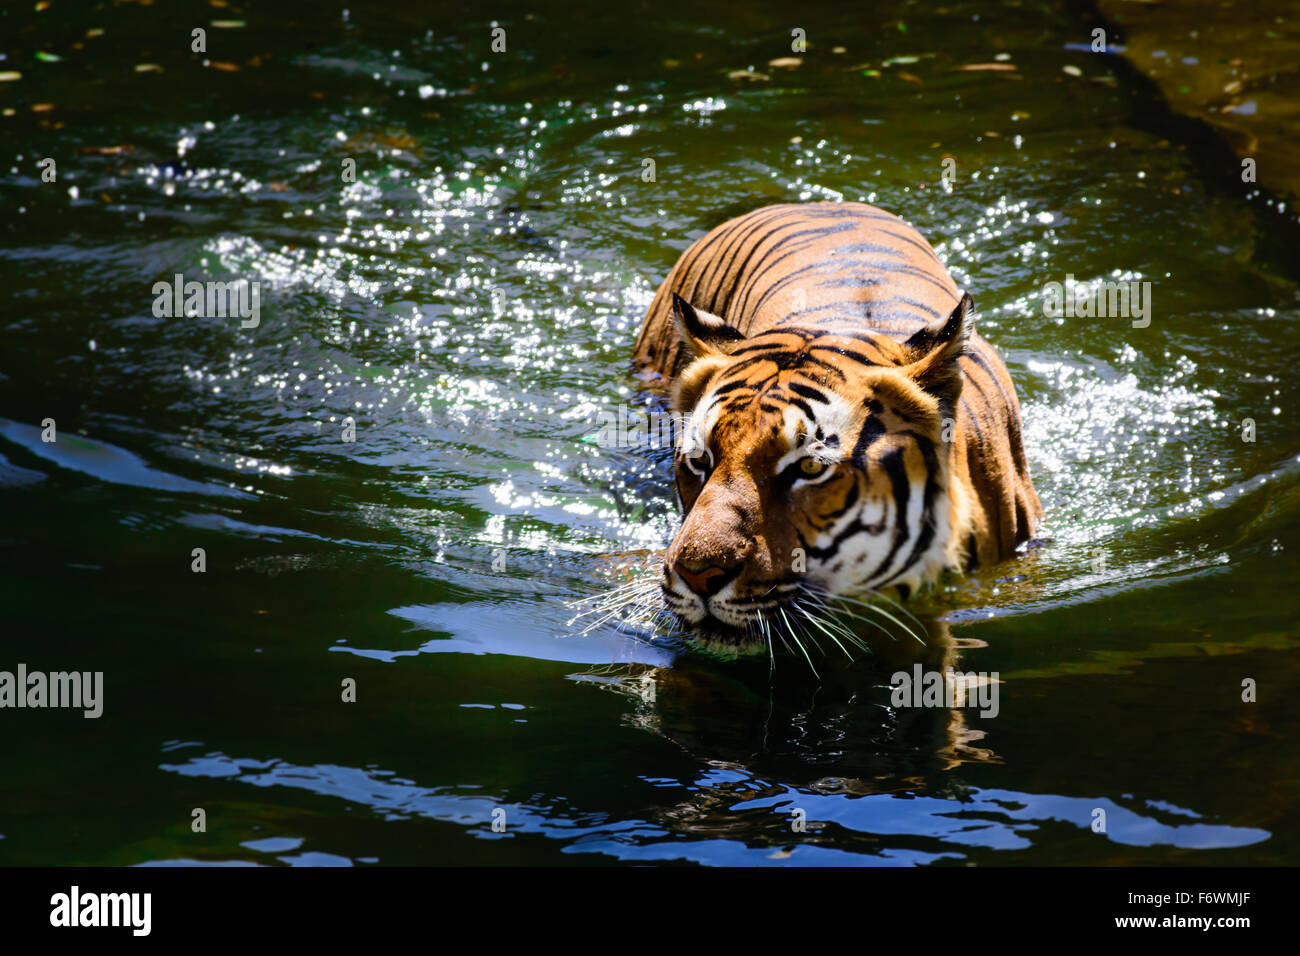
[{"x1": 77, "y1": 144, "x2": 134, "y2": 155}]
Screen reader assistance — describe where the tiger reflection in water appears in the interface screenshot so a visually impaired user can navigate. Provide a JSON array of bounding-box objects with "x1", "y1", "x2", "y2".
[{"x1": 574, "y1": 616, "x2": 1004, "y2": 846}]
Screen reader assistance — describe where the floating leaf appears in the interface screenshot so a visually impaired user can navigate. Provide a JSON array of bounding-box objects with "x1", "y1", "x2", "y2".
[
  {"x1": 768, "y1": 57, "x2": 801, "y2": 68},
  {"x1": 0, "y1": 71, "x2": 21, "y2": 82},
  {"x1": 77, "y1": 144, "x2": 135, "y2": 155}
]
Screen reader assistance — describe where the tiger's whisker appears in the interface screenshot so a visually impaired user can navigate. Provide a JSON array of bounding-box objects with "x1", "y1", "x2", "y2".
[
  {"x1": 798, "y1": 607, "x2": 855, "y2": 662},
  {"x1": 797, "y1": 599, "x2": 871, "y2": 655},
  {"x1": 802, "y1": 583, "x2": 926, "y2": 646},
  {"x1": 779, "y1": 607, "x2": 821, "y2": 679}
]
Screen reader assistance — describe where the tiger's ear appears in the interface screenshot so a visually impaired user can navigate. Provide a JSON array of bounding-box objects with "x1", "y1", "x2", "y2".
[
  {"x1": 902, "y1": 292, "x2": 973, "y2": 413},
  {"x1": 673, "y1": 293, "x2": 745, "y2": 357},
  {"x1": 670, "y1": 354, "x2": 730, "y2": 414}
]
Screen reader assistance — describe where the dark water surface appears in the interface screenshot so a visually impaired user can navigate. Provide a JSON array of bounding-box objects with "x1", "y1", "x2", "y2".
[{"x1": 2, "y1": 1, "x2": 1298, "y2": 865}]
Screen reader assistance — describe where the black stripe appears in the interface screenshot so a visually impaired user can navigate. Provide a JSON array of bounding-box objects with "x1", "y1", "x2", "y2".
[
  {"x1": 827, "y1": 241, "x2": 909, "y2": 260},
  {"x1": 709, "y1": 379, "x2": 753, "y2": 396},
  {"x1": 898, "y1": 432, "x2": 942, "y2": 573},
  {"x1": 861, "y1": 447, "x2": 912, "y2": 586},
  {"x1": 723, "y1": 212, "x2": 836, "y2": 319},
  {"x1": 808, "y1": 343, "x2": 885, "y2": 367},
  {"x1": 851, "y1": 414, "x2": 887, "y2": 467},
  {"x1": 878, "y1": 228, "x2": 944, "y2": 263},
  {"x1": 704, "y1": 207, "x2": 801, "y2": 318},
  {"x1": 789, "y1": 382, "x2": 829, "y2": 404},
  {"x1": 740, "y1": 222, "x2": 861, "y2": 316},
  {"x1": 784, "y1": 395, "x2": 815, "y2": 420}
]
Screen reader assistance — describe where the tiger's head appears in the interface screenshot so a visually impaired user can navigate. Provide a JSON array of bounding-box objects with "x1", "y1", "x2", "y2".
[{"x1": 662, "y1": 292, "x2": 973, "y2": 646}]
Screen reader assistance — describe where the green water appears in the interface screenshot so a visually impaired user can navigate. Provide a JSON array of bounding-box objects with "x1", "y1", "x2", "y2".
[{"x1": 1, "y1": 0, "x2": 1298, "y2": 865}]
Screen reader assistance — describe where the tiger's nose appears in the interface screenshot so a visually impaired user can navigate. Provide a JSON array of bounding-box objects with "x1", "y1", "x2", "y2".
[{"x1": 673, "y1": 560, "x2": 739, "y2": 598}]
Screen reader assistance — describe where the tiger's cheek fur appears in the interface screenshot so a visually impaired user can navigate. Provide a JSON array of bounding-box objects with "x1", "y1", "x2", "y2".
[
  {"x1": 791, "y1": 441, "x2": 959, "y2": 598},
  {"x1": 786, "y1": 469, "x2": 858, "y2": 577}
]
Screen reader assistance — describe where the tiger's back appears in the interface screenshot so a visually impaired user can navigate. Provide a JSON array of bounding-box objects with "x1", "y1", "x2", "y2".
[{"x1": 634, "y1": 202, "x2": 1041, "y2": 570}]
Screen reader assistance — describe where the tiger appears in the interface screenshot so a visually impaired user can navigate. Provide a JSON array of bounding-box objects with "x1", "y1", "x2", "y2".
[{"x1": 632, "y1": 202, "x2": 1041, "y2": 651}]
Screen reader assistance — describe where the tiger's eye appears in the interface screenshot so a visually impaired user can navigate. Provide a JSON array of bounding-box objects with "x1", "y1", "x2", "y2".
[
  {"x1": 800, "y1": 458, "x2": 827, "y2": 476},
  {"x1": 684, "y1": 449, "x2": 711, "y2": 474}
]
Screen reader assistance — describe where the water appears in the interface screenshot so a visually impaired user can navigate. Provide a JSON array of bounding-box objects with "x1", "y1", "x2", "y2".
[{"x1": 1, "y1": 0, "x2": 1298, "y2": 866}]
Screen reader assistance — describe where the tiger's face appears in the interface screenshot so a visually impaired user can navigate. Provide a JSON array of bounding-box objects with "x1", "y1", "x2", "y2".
[{"x1": 662, "y1": 293, "x2": 972, "y2": 641}]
